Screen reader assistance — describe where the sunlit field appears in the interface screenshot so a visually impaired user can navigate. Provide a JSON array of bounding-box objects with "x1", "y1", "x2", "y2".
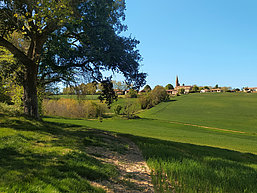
[{"x1": 45, "y1": 93, "x2": 257, "y2": 192}]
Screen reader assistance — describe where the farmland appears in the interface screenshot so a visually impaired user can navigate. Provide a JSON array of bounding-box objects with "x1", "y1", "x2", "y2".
[
  {"x1": 140, "y1": 92, "x2": 257, "y2": 133},
  {"x1": 44, "y1": 93, "x2": 257, "y2": 192}
]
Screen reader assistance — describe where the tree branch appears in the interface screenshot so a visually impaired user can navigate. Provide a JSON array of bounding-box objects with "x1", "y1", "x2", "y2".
[{"x1": 0, "y1": 36, "x2": 33, "y2": 66}]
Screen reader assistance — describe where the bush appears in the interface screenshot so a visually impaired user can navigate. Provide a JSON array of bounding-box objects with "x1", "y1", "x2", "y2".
[
  {"x1": 0, "y1": 102, "x2": 22, "y2": 116},
  {"x1": 138, "y1": 94, "x2": 153, "y2": 109},
  {"x1": 113, "y1": 104, "x2": 122, "y2": 115},
  {"x1": 138, "y1": 85, "x2": 169, "y2": 110},
  {"x1": 123, "y1": 101, "x2": 137, "y2": 119},
  {"x1": 151, "y1": 85, "x2": 169, "y2": 105},
  {"x1": 43, "y1": 98, "x2": 107, "y2": 119}
]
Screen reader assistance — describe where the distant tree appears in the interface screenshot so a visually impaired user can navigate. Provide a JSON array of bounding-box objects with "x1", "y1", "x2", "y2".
[
  {"x1": 85, "y1": 83, "x2": 97, "y2": 95},
  {"x1": 151, "y1": 85, "x2": 169, "y2": 105},
  {"x1": 62, "y1": 86, "x2": 75, "y2": 95},
  {"x1": 125, "y1": 89, "x2": 138, "y2": 98},
  {"x1": 222, "y1": 87, "x2": 232, "y2": 92},
  {"x1": 191, "y1": 85, "x2": 199, "y2": 93},
  {"x1": 215, "y1": 84, "x2": 219, "y2": 89},
  {"x1": 143, "y1": 85, "x2": 152, "y2": 92},
  {"x1": 204, "y1": 86, "x2": 210, "y2": 90},
  {"x1": 165, "y1": 84, "x2": 174, "y2": 90}
]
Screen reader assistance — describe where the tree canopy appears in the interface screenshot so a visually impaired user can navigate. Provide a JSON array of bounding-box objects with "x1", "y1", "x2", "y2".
[
  {"x1": 0, "y1": 0, "x2": 146, "y2": 118},
  {"x1": 165, "y1": 84, "x2": 174, "y2": 90},
  {"x1": 143, "y1": 84, "x2": 151, "y2": 92}
]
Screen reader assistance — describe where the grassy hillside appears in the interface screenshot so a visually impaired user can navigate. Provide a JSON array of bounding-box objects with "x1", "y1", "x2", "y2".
[
  {"x1": 45, "y1": 117, "x2": 257, "y2": 154},
  {"x1": 140, "y1": 93, "x2": 257, "y2": 133},
  {"x1": 0, "y1": 114, "x2": 119, "y2": 192},
  {"x1": 45, "y1": 117, "x2": 257, "y2": 192},
  {"x1": 44, "y1": 93, "x2": 257, "y2": 192}
]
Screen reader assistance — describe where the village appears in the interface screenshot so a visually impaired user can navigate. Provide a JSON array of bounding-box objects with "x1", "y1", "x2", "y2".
[{"x1": 113, "y1": 76, "x2": 257, "y2": 96}]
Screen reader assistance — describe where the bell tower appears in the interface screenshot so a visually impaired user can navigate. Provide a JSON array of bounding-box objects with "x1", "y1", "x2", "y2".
[{"x1": 176, "y1": 75, "x2": 180, "y2": 87}]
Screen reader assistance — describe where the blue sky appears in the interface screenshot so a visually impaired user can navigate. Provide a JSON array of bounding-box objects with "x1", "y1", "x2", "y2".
[{"x1": 120, "y1": 0, "x2": 257, "y2": 89}]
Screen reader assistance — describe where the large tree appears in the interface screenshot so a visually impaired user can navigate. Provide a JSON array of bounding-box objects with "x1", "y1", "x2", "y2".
[{"x1": 0, "y1": 0, "x2": 146, "y2": 118}]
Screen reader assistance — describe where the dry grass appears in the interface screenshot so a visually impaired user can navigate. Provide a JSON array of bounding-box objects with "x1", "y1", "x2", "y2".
[{"x1": 43, "y1": 98, "x2": 107, "y2": 118}]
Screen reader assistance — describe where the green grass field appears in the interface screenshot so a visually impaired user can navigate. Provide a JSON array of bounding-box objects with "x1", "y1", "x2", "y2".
[
  {"x1": 0, "y1": 114, "x2": 118, "y2": 192},
  {"x1": 45, "y1": 93, "x2": 257, "y2": 192},
  {"x1": 140, "y1": 93, "x2": 257, "y2": 133},
  {"x1": 1, "y1": 93, "x2": 257, "y2": 192}
]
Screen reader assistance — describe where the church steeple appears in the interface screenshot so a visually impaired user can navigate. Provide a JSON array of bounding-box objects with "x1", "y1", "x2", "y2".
[{"x1": 176, "y1": 75, "x2": 180, "y2": 87}]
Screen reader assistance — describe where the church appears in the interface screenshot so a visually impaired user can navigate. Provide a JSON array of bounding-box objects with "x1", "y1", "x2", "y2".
[{"x1": 166, "y1": 76, "x2": 193, "y2": 95}]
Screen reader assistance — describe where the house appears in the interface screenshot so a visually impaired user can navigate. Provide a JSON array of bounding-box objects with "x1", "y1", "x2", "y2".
[
  {"x1": 166, "y1": 89, "x2": 178, "y2": 95},
  {"x1": 243, "y1": 87, "x2": 257, "y2": 93},
  {"x1": 248, "y1": 87, "x2": 257, "y2": 92},
  {"x1": 176, "y1": 85, "x2": 193, "y2": 94},
  {"x1": 211, "y1": 88, "x2": 223, "y2": 93},
  {"x1": 200, "y1": 89, "x2": 210, "y2": 93},
  {"x1": 114, "y1": 89, "x2": 125, "y2": 95}
]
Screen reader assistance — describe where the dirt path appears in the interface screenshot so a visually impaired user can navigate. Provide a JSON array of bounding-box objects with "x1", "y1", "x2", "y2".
[{"x1": 85, "y1": 129, "x2": 154, "y2": 193}]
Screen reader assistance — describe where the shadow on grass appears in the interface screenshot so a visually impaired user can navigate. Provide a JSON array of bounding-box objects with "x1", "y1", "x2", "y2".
[
  {"x1": 166, "y1": 99, "x2": 177, "y2": 102},
  {"x1": 0, "y1": 116, "x2": 117, "y2": 192},
  {"x1": 2, "y1": 115, "x2": 257, "y2": 192}
]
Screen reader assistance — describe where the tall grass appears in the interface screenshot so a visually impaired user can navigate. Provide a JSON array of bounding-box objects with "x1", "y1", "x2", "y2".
[
  {"x1": 43, "y1": 98, "x2": 107, "y2": 118},
  {"x1": 134, "y1": 136, "x2": 257, "y2": 193}
]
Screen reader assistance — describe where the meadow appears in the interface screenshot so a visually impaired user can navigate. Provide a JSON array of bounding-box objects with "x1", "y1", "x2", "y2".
[
  {"x1": 0, "y1": 114, "x2": 119, "y2": 192},
  {"x1": 140, "y1": 92, "x2": 257, "y2": 133},
  {"x1": 45, "y1": 93, "x2": 257, "y2": 192}
]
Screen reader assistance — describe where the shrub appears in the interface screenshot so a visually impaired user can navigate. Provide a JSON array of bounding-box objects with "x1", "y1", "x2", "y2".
[
  {"x1": 151, "y1": 85, "x2": 169, "y2": 105},
  {"x1": 0, "y1": 102, "x2": 22, "y2": 116},
  {"x1": 113, "y1": 104, "x2": 122, "y2": 115},
  {"x1": 138, "y1": 86, "x2": 169, "y2": 110},
  {"x1": 138, "y1": 94, "x2": 153, "y2": 109},
  {"x1": 123, "y1": 101, "x2": 137, "y2": 119},
  {"x1": 43, "y1": 98, "x2": 107, "y2": 119}
]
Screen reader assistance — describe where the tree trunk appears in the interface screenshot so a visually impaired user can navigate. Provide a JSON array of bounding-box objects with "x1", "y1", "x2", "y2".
[{"x1": 23, "y1": 64, "x2": 39, "y2": 119}]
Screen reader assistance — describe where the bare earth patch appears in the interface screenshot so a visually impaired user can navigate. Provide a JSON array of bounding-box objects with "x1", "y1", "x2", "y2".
[{"x1": 85, "y1": 129, "x2": 154, "y2": 193}]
